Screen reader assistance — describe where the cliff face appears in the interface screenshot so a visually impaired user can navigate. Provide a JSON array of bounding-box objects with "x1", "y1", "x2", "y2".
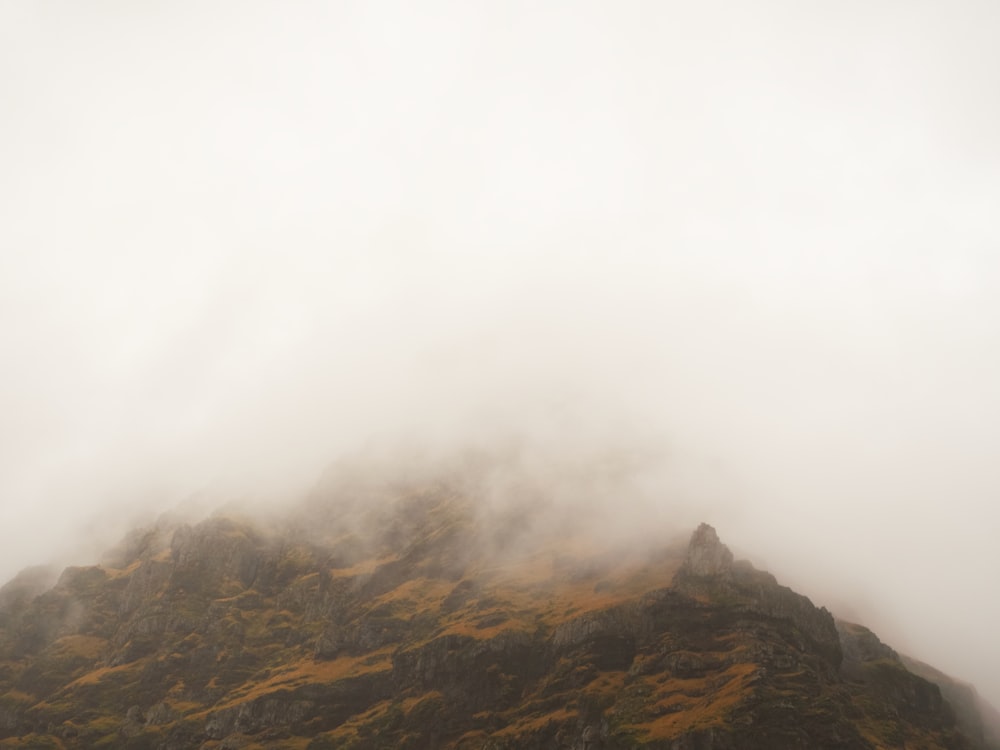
[{"x1": 0, "y1": 486, "x2": 992, "y2": 750}]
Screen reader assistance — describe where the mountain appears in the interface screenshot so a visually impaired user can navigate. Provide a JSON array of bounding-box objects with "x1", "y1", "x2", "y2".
[{"x1": 0, "y1": 476, "x2": 995, "y2": 749}]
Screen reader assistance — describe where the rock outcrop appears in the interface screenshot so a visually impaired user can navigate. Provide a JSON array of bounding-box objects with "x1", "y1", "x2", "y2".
[
  {"x1": 0, "y1": 488, "x2": 993, "y2": 750},
  {"x1": 678, "y1": 523, "x2": 734, "y2": 577}
]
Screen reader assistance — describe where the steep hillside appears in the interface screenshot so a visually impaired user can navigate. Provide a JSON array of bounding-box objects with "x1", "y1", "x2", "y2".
[{"x1": 0, "y1": 481, "x2": 993, "y2": 749}]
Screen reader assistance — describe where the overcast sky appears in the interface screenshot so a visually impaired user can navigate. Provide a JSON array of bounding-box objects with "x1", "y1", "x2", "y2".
[{"x1": 2, "y1": 0, "x2": 999, "y2": 706}]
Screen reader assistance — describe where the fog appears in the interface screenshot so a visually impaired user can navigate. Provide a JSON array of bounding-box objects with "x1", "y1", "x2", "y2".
[{"x1": 2, "y1": 0, "x2": 999, "y2": 706}]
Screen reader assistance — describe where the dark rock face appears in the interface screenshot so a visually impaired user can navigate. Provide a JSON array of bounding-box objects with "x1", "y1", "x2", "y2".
[
  {"x1": 674, "y1": 525, "x2": 842, "y2": 672},
  {"x1": 837, "y1": 620, "x2": 898, "y2": 677},
  {"x1": 204, "y1": 695, "x2": 316, "y2": 739},
  {"x1": 0, "y1": 493, "x2": 992, "y2": 750}
]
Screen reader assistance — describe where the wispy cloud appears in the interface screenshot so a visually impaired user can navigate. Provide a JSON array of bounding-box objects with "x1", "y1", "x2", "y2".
[{"x1": 1, "y1": 0, "x2": 999, "y2": 705}]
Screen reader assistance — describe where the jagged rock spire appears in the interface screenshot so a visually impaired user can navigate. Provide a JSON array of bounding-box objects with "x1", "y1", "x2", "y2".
[{"x1": 682, "y1": 522, "x2": 734, "y2": 577}]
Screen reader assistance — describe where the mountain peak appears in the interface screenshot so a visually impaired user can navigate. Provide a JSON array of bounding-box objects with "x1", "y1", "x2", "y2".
[
  {"x1": 0, "y1": 497, "x2": 996, "y2": 749},
  {"x1": 681, "y1": 522, "x2": 734, "y2": 577}
]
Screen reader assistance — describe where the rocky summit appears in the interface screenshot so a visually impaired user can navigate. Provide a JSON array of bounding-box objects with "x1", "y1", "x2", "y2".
[{"x1": 0, "y1": 479, "x2": 996, "y2": 750}]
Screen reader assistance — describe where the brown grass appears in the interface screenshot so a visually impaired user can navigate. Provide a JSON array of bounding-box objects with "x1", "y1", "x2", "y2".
[
  {"x1": 636, "y1": 662, "x2": 757, "y2": 740},
  {"x1": 64, "y1": 660, "x2": 142, "y2": 688},
  {"x1": 373, "y1": 576, "x2": 453, "y2": 613},
  {"x1": 211, "y1": 649, "x2": 393, "y2": 710},
  {"x1": 491, "y1": 707, "x2": 576, "y2": 736},
  {"x1": 49, "y1": 635, "x2": 107, "y2": 661}
]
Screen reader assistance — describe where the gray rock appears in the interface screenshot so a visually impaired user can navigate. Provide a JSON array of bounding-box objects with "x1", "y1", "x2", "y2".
[{"x1": 680, "y1": 523, "x2": 734, "y2": 577}]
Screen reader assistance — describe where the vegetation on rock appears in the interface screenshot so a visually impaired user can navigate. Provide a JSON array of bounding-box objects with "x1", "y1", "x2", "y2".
[{"x1": 0, "y1": 479, "x2": 995, "y2": 749}]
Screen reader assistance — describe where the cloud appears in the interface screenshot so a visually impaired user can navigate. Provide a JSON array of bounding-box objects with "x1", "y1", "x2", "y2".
[{"x1": 1, "y1": 0, "x2": 999, "y2": 705}]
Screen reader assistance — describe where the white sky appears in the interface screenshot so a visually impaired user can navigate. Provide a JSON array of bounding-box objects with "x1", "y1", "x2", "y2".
[{"x1": 2, "y1": 1, "x2": 999, "y2": 705}]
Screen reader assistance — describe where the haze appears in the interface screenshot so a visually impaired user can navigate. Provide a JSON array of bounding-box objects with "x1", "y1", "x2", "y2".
[{"x1": 2, "y1": 1, "x2": 999, "y2": 706}]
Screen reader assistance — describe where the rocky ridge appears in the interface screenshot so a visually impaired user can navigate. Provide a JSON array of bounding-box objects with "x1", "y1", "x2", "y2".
[{"x1": 0, "y1": 484, "x2": 995, "y2": 749}]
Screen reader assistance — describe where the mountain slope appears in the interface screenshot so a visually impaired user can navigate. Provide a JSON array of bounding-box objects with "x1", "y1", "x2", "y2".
[{"x1": 0, "y1": 482, "x2": 993, "y2": 749}]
